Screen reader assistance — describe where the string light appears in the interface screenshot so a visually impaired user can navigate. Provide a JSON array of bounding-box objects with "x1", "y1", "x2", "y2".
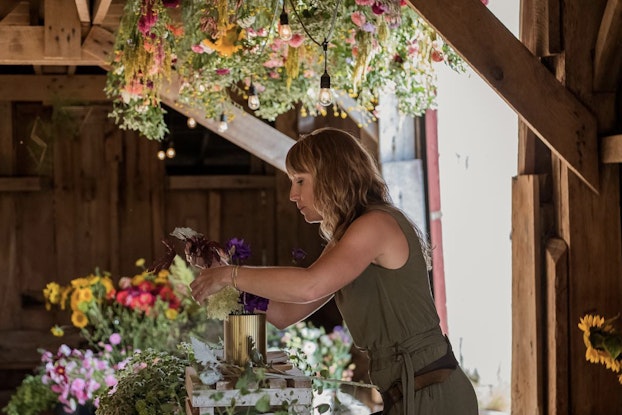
[
  {"x1": 166, "y1": 141, "x2": 176, "y2": 159},
  {"x1": 288, "y1": 0, "x2": 340, "y2": 107},
  {"x1": 248, "y1": 80, "x2": 260, "y2": 110},
  {"x1": 278, "y1": 4, "x2": 292, "y2": 41},
  {"x1": 318, "y1": 42, "x2": 333, "y2": 106},
  {"x1": 187, "y1": 117, "x2": 197, "y2": 129},
  {"x1": 157, "y1": 149, "x2": 166, "y2": 160},
  {"x1": 217, "y1": 112, "x2": 228, "y2": 133}
]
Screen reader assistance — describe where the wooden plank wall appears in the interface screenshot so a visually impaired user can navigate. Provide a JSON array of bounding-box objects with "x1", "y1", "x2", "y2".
[
  {"x1": 0, "y1": 102, "x2": 325, "y2": 408},
  {"x1": 516, "y1": 0, "x2": 622, "y2": 413}
]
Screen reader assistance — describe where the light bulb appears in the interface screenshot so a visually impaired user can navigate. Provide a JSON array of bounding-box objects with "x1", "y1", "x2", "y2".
[
  {"x1": 166, "y1": 146, "x2": 176, "y2": 158},
  {"x1": 247, "y1": 84, "x2": 260, "y2": 110},
  {"x1": 187, "y1": 117, "x2": 197, "y2": 128},
  {"x1": 279, "y1": 12, "x2": 292, "y2": 41},
  {"x1": 157, "y1": 150, "x2": 166, "y2": 160},
  {"x1": 318, "y1": 71, "x2": 333, "y2": 106},
  {"x1": 217, "y1": 113, "x2": 228, "y2": 133}
]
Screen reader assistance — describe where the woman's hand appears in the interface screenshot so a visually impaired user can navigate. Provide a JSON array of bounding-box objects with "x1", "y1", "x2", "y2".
[{"x1": 190, "y1": 265, "x2": 231, "y2": 304}]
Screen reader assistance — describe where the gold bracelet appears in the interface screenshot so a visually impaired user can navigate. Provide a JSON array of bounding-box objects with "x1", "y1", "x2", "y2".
[{"x1": 231, "y1": 265, "x2": 239, "y2": 290}]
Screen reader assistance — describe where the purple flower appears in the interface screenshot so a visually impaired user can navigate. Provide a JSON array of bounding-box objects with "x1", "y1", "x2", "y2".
[
  {"x1": 362, "y1": 22, "x2": 376, "y2": 33},
  {"x1": 241, "y1": 292, "x2": 269, "y2": 313},
  {"x1": 371, "y1": 2, "x2": 388, "y2": 14},
  {"x1": 226, "y1": 237, "x2": 251, "y2": 263},
  {"x1": 162, "y1": 0, "x2": 180, "y2": 7},
  {"x1": 291, "y1": 247, "x2": 307, "y2": 264}
]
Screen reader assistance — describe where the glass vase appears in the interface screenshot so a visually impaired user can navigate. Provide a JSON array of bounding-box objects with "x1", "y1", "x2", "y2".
[{"x1": 223, "y1": 313, "x2": 267, "y2": 366}]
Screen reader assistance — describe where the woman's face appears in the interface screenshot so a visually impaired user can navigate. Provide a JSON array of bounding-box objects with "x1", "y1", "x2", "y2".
[{"x1": 289, "y1": 172, "x2": 323, "y2": 223}]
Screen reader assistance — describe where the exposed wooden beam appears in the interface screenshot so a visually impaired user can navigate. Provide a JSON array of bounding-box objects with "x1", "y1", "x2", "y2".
[
  {"x1": 44, "y1": 0, "x2": 81, "y2": 59},
  {"x1": 0, "y1": 26, "x2": 103, "y2": 65},
  {"x1": 0, "y1": 1, "x2": 29, "y2": 25},
  {"x1": 407, "y1": 0, "x2": 599, "y2": 193},
  {"x1": 0, "y1": 177, "x2": 51, "y2": 192},
  {"x1": 92, "y1": 0, "x2": 113, "y2": 25},
  {"x1": 82, "y1": 26, "x2": 295, "y2": 172},
  {"x1": 594, "y1": 0, "x2": 622, "y2": 91},
  {"x1": 168, "y1": 175, "x2": 276, "y2": 190},
  {"x1": 74, "y1": 0, "x2": 91, "y2": 23},
  {"x1": 600, "y1": 134, "x2": 622, "y2": 163},
  {"x1": 0, "y1": 75, "x2": 107, "y2": 101}
]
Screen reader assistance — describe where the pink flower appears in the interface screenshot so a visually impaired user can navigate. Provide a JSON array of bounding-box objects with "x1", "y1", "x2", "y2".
[
  {"x1": 263, "y1": 58, "x2": 284, "y2": 68},
  {"x1": 371, "y1": 2, "x2": 387, "y2": 14},
  {"x1": 351, "y1": 11, "x2": 366, "y2": 27},
  {"x1": 268, "y1": 71, "x2": 280, "y2": 79},
  {"x1": 191, "y1": 44, "x2": 205, "y2": 53},
  {"x1": 109, "y1": 333, "x2": 122, "y2": 345},
  {"x1": 481, "y1": 0, "x2": 489, "y2": 4},
  {"x1": 215, "y1": 68, "x2": 231, "y2": 75},
  {"x1": 355, "y1": 0, "x2": 374, "y2": 5},
  {"x1": 288, "y1": 33, "x2": 305, "y2": 48},
  {"x1": 105, "y1": 374, "x2": 118, "y2": 387}
]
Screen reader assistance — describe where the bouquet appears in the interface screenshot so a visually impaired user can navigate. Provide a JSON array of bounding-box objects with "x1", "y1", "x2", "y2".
[
  {"x1": 166, "y1": 227, "x2": 270, "y2": 320},
  {"x1": 43, "y1": 255, "x2": 209, "y2": 357},
  {"x1": 273, "y1": 321, "x2": 355, "y2": 387}
]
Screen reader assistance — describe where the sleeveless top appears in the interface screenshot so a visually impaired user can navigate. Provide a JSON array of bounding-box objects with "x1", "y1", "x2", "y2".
[{"x1": 334, "y1": 207, "x2": 478, "y2": 414}]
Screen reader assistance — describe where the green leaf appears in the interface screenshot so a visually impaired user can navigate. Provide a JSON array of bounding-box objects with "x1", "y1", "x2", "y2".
[
  {"x1": 255, "y1": 394, "x2": 271, "y2": 413},
  {"x1": 316, "y1": 403, "x2": 331, "y2": 414}
]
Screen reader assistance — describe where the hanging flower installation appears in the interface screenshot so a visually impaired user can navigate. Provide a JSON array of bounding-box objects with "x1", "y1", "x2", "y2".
[{"x1": 105, "y1": 0, "x2": 466, "y2": 140}]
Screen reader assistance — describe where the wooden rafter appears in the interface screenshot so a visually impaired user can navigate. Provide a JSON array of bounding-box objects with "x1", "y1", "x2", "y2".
[
  {"x1": 594, "y1": 0, "x2": 622, "y2": 91},
  {"x1": 0, "y1": 1, "x2": 29, "y2": 25},
  {"x1": 0, "y1": 75, "x2": 107, "y2": 101},
  {"x1": 75, "y1": 0, "x2": 91, "y2": 23},
  {"x1": 407, "y1": 0, "x2": 599, "y2": 193},
  {"x1": 93, "y1": 0, "x2": 113, "y2": 25}
]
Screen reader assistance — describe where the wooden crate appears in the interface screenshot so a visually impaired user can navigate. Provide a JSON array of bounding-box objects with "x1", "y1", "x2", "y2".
[{"x1": 185, "y1": 366, "x2": 313, "y2": 415}]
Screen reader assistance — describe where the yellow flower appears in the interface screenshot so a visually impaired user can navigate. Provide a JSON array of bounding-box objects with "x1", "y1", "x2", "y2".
[
  {"x1": 165, "y1": 308, "x2": 178, "y2": 320},
  {"x1": 50, "y1": 325, "x2": 64, "y2": 337},
  {"x1": 135, "y1": 258, "x2": 146, "y2": 267},
  {"x1": 60, "y1": 287, "x2": 71, "y2": 310},
  {"x1": 77, "y1": 287, "x2": 94, "y2": 303},
  {"x1": 71, "y1": 310, "x2": 89, "y2": 328},
  {"x1": 71, "y1": 276, "x2": 92, "y2": 288},
  {"x1": 578, "y1": 314, "x2": 605, "y2": 333},
  {"x1": 132, "y1": 273, "x2": 146, "y2": 286},
  {"x1": 101, "y1": 277, "x2": 115, "y2": 295},
  {"x1": 201, "y1": 24, "x2": 245, "y2": 57},
  {"x1": 43, "y1": 282, "x2": 62, "y2": 305}
]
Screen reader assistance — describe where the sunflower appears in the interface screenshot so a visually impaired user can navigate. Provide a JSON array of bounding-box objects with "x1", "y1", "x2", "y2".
[
  {"x1": 43, "y1": 282, "x2": 62, "y2": 307},
  {"x1": 165, "y1": 308, "x2": 178, "y2": 320},
  {"x1": 71, "y1": 310, "x2": 89, "y2": 328}
]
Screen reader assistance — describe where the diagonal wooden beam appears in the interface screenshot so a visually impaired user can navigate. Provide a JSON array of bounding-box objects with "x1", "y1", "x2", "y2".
[
  {"x1": 159, "y1": 77, "x2": 295, "y2": 172},
  {"x1": 407, "y1": 0, "x2": 599, "y2": 193},
  {"x1": 82, "y1": 26, "x2": 295, "y2": 172},
  {"x1": 74, "y1": 0, "x2": 91, "y2": 23},
  {"x1": 92, "y1": 0, "x2": 113, "y2": 25},
  {"x1": 594, "y1": 0, "x2": 622, "y2": 92}
]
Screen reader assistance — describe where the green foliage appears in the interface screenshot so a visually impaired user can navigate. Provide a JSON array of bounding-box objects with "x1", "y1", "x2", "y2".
[
  {"x1": 2, "y1": 374, "x2": 56, "y2": 415},
  {"x1": 106, "y1": 0, "x2": 466, "y2": 140},
  {"x1": 97, "y1": 347, "x2": 192, "y2": 415}
]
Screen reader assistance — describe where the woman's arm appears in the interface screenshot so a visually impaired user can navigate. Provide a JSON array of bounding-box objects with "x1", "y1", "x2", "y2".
[
  {"x1": 190, "y1": 210, "x2": 407, "y2": 304},
  {"x1": 266, "y1": 295, "x2": 334, "y2": 329}
]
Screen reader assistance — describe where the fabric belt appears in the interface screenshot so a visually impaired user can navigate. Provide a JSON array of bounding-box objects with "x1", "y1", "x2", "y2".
[{"x1": 379, "y1": 335, "x2": 458, "y2": 414}]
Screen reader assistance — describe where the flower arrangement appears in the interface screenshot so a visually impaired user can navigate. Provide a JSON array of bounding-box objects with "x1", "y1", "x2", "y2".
[
  {"x1": 43, "y1": 256, "x2": 208, "y2": 355},
  {"x1": 4, "y1": 256, "x2": 211, "y2": 415},
  {"x1": 105, "y1": 0, "x2": 467, "y2": 140},
  {"x1": 578, "y1": 313, "x2": 622, "y2": 384},
  {"x1": 271, "y1": 321, "x2": 355, "y2": 387},
  {"x1": 41, "y1": 342, "x2": 122, "y2": 413},
  {"x1": 168, "y1": 227, "x2": 270, "y2": 320}
]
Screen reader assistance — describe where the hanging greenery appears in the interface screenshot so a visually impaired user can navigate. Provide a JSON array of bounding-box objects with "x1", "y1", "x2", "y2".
[{"x1": 105, "y1": 0, "x2": 466, "y2": 140}]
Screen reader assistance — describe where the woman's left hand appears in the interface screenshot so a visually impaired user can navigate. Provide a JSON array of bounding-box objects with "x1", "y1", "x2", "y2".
[{"x1": 190, "y1": 265, "x2": 231, "y2": 304}]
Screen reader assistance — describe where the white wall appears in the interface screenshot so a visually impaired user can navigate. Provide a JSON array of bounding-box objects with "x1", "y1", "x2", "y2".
[{"x1": 435, "y1": 1, "x2": 519, "y2": 390}]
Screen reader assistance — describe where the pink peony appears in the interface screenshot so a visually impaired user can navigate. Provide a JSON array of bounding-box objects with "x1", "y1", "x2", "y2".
[
  {"x1": 288, "y1": 33, "x2": 305, "y2": 48},
  {"x1": 351, "y1": 11, "x2": 366, "y2": 27}
]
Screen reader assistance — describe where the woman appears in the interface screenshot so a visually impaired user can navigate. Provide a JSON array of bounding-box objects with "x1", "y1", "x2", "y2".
[{"x1": 190, "y1": 127, "x2": 478, "y2": 414}]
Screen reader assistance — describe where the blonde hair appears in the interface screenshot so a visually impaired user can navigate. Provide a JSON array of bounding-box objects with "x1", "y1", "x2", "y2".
[{"x1": 285, "y1": 128, "x2": 391, "y2": 241}]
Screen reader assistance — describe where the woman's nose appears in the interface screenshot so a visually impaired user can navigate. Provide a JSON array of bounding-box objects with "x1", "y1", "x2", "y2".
[{"x1": 289, "y1": 186, "x2": 298, "y2": 201}]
